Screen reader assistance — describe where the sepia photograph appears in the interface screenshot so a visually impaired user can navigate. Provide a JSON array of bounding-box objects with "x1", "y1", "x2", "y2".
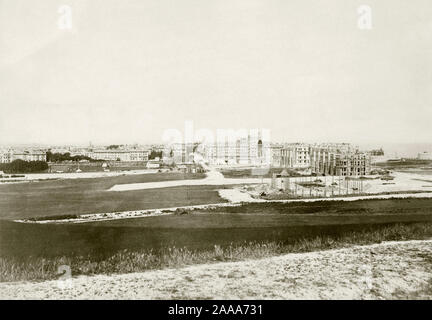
[{"x1": 0, "y1": 0, "x2": 432, "y2": 307}]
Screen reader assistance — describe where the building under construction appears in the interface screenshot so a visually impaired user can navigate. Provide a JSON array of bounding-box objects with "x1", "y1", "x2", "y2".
[
  {"x1": 335, "y1": 153, "x2": 371, "y2": 176},
  {"x1": 309, "y1": 143, "x2": 371, "y2": 176}
]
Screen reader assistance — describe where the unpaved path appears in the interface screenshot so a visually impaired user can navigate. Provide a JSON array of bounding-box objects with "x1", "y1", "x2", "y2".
[
  {"x1": 1, "y1": 240, "x2": 431, "y2": 299},
  {"x1": 108, "y1": 170, "x2": 266, "y2": 191}
]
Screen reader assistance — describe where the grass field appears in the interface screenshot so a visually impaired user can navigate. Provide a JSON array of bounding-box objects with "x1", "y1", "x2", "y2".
[
  {"x1": 2, "y1": 198, "x2": 432, "y2": 257},
  {"x1": 0, "y1": 172, "x2": 223, "y2": 219}
]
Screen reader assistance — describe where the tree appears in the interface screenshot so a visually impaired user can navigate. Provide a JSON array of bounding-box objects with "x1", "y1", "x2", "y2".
[
  {"x1": 149, "y1": 150, "x2": 163, "y2": 160},
  {"x1": 46, "y1": 151, "x2": 95, "y2": 163},
  {"x1": 0, "y1": 160, "x2": 48, "y2": 174}
]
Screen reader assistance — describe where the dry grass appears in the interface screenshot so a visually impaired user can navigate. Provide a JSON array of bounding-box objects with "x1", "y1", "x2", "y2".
[{"x1": 1, "y1": 222, "x2": 432, "y2": 283}]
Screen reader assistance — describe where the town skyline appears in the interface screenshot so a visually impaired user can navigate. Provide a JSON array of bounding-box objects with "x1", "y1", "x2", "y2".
[{"x1": 1, "y1": 140, "x2": 432, "y2": 159}]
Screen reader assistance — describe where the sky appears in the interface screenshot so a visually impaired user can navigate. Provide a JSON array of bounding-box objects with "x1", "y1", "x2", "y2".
[{"x1": 0, "y1": 0, "x2": 431, "y2": 150}]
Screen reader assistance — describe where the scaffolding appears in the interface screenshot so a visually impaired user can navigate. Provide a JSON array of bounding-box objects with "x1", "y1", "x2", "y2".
[{"x1": 270, "y1": 174, "x2": 366, "y2": 198}]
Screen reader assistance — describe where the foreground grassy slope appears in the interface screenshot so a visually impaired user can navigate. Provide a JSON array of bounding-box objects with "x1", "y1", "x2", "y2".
[
  {"x1": 1, "y1": 222, "x2": 432, "y2": 282},
  {"x1": 5, "y1": 238, "x2": 431, "y2": 299},
  {"x1": 0, "y1": 172, "x2": 223, "y2": 219}
]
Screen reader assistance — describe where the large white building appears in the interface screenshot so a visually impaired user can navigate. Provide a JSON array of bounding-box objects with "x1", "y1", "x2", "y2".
[
  {"x1": 90, "y1": 149, "x2": 149, "y2": 162},
  {"x1": 13, "y1": 151, "x2": 47, "y2": 162},
  {"x1": 201, "y1": 136, "x2": 269, "y2": 165},
  {"x1": 165, "y1": 135, "x2": 270, "y2": 165}
]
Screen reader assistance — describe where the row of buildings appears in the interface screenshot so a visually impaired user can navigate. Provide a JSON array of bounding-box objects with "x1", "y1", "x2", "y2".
[
  {"x1": 0, "y1": 148, "x2": 150, "y2": 163},
  {"x1": 0, "y1": 150, "x2": 47, "y2": 163},
  {"x1": 69, "y1": 149, "x2": 150, "y2": 162},
  {"x1": 163, "y1": 140, "x2": 371, "y2": 176},
  {"x1": 270, "y1": 143, "x2": 371, "y2": 176}
]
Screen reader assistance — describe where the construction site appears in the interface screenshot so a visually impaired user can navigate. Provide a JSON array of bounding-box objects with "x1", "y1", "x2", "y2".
[
  {"x1": 269, "y1": 173, "x2": 369, "y2": 198},
  {"x1": 220, "y1": 167, "x2": 432, "y2": 202}
]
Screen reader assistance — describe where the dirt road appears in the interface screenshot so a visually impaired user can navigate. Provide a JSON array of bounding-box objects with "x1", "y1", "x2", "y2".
[{"x1": 1, "y1": 240, "x2": 431, "y2": 299}]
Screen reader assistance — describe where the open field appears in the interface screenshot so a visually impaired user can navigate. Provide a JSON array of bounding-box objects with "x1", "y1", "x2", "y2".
[
  {"x1": 2, "y1": 197, "x2": 432, "y2": 249},
  {"x1": 7, "y1": 167, "x2": 428, "y2": 224},
  {"x1": 0, "y1": 172, "x2": 221, "y2": 219},
  {"x1": 2, "y1": 198, "x2": 432, "y2": 256},
  {"x1": 1, "y1": 237, "x2": 432, "y2": 299},
  {"x1": 1, "y1": 199, "x2": 432, "y2": 282}
]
